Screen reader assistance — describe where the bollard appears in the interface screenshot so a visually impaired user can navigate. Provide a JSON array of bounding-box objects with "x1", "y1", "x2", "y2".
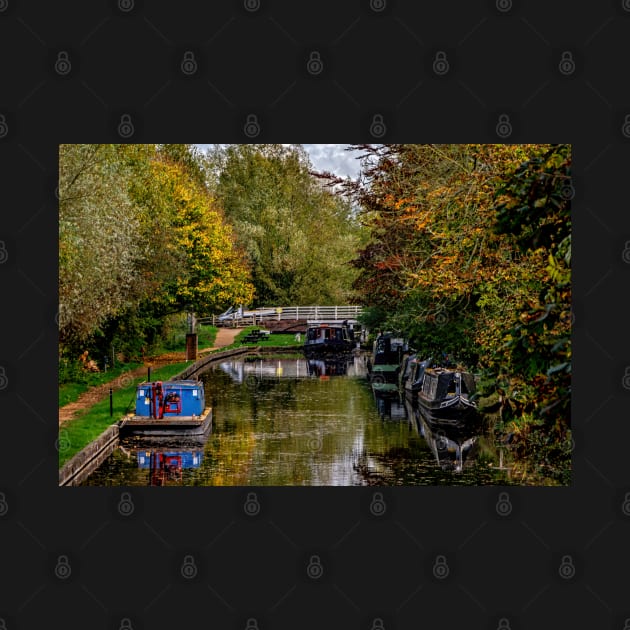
[{"x1": 147, "y1": 367, "x2": 151, "y2": 382}]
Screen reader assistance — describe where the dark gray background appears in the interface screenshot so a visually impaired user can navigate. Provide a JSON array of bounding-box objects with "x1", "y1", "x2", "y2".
[{"x1": 0, "y1": 1, "x2": 628, "y2": 628}]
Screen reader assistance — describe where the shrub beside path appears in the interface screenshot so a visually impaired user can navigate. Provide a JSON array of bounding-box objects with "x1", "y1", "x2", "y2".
[{"x1": 58, "y1": 327, "x2": 243, "y2": 426}]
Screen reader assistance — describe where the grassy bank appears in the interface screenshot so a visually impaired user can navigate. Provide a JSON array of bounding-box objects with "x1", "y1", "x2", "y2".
[
  {"x1": 234, "y1": 327, "x2": 302, "y2": 347},
  {"x1": 58, "y1": 324, "x2": 218, "y2": 408},
  {"x1": 58, "y1": 361, "x2": 189, "y2": 468}
]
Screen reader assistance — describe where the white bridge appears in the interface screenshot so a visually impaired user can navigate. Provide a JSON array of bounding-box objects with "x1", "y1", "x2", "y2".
[{"x1": 197, "y1": 305, "x2": 363, "y2": 327}]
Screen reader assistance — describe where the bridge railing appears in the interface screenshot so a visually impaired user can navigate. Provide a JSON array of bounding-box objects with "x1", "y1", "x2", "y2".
[
  {"x1": 273, "y1": 305, "x2": 363, "y2": 321},
  {"x1": 197, "y1": 305, "x2": 363, "y2": 327}
]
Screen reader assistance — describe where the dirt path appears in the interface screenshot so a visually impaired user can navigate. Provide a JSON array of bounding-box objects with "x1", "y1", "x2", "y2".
[{"x1": 58, "y1": 328, "x2": 243, "y2": 426}]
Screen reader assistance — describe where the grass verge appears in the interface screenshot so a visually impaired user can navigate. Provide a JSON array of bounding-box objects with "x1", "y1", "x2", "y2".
[
  {"x1": 58, "y1": 361, "x2": 189, "y2": 468},
  {"x1": 234, "y1": 327, "x2": 303, "y2": 347},
  {"x1": 59, "y1": 361, "x2": 143, "y2": 408}
]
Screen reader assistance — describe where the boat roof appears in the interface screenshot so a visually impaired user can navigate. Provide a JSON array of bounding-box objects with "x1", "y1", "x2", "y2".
[{"x1": 138, "y1": 380, "x2": 202, "y2": 387}]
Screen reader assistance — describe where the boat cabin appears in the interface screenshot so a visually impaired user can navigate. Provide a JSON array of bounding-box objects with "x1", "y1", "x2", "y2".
[
  {"x1": 420, "y1": 369, "x2": 476, "y2": 402},
  {"x1": 135, "y1": 380, "x2": 205, "y2": 419},
  {"x1": 371, "y1": 333, "x2": 409, "y2": 366}
]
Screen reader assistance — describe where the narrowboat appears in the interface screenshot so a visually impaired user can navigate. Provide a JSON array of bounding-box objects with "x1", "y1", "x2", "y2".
[
  {"x1": 367, "y1": 332, "x2": 409, "y2": 396},
  {"x1": 302, "y1": 321, "x2": 355, "y2": 357},
  {"x1": 416, "y1": 367, "x2": 477, "y2": 422},
  {"x1": 400, "y1": 354, "x2": 432, "y2": 397},
  {"x1": 118, "y1": 379, "x2": 212, "y2": 437}
]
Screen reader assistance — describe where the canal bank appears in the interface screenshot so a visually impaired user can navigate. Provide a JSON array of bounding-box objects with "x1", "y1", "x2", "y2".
[{"x1": 58, "y1": 344, "x2": 302, "y2": 485}]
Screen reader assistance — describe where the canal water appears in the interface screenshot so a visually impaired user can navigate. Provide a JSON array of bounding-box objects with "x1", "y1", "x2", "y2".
[{"x1": 82, "y1": 355, "x2": 511, "y2": 486}]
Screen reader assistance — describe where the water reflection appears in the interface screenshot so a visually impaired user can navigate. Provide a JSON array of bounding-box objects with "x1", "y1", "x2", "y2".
[
  {"x1": 306, "y1": 356, "x2": 355, "y2": 377},
  {"x1": 373, "y1": 392, "x2": 407, "y2": 421},
  {"x1": 406, "y1": 398, "x2": 480, "y2": 473},
  {"x1": 137, "y1": 446, "x2": 204, "y2": 486},
  {"x1": 82, "y1": 356, "x2": 513, "y2": 486}
]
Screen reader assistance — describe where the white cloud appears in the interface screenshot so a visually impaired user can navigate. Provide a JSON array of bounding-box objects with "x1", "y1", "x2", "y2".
[
  {"x1": 195, "y1": 143, "x2": 363, "y2": 180},
  {"x1": 302, "y1": 144, "x2": 362, "y2": 179}
]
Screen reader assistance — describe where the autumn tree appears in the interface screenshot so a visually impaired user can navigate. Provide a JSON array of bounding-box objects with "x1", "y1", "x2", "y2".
[
  {"x1": 205, "y1": 144, "x2": 362, "y2": 306},
  {"x1": 59, "y1": 144, "x2": 254, "y2": 361}
]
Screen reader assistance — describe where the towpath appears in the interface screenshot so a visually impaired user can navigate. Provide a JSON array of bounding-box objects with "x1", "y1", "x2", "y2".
[{"x1": 58, "y1": 327, "x2": 243, "y2": 426}]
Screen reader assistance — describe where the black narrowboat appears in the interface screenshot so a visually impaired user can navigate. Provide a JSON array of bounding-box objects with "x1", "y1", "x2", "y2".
[
  {"x1": 367, "y1": 332, "x2": 409, "y2": 396},
  {"x1": 302, "y1": 321, "x2": 355, "y2": 357},
  {"x1": 416, "y1": 367, "x2": 477, "y2": 422}
]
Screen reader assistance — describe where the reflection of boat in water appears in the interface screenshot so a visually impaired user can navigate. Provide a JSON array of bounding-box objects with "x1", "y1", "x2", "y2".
[
  {"x1": 302, "y1": 321, "x2": 355, "y2": 357},
  {"x1": 306, "y1": 356, "x2": 354, "y2": 377},
  {"x1": 219, "y1": 356, "x2": 367, "y2": 384},
  {"x1": 119, "y1": 380, "x2": 212, "y2": 437},
  {"x1": 367, "y1": 333, "x2": 409, "y2": 396},
  {"x1": 135, "y1": 446, "x2": 204, "y2": 486},
  {"x1": 406, "y1": 399, "x2": 478, "y2": 472},
  {"x1": 219, "y1": 358, "x2": 310, "y2": 383},
  {"x1": 416, "y1": 367, "x2": 477, "y2": 422},
  {"x1": 374, "y1": 391, "x2": 407, "y2": 420}
]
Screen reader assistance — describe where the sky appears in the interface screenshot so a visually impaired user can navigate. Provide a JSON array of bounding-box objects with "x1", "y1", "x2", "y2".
[{"x1": 196, "y1": 143, "x2": 363, "y2": 180}]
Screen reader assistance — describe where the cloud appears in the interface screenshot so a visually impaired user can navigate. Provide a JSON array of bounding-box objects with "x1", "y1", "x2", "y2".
[
  {"x1": 194, "y1": 143, "x2": 364, "y2": 180},
  {"x1": 303, "y1": 144, "x2": 361, "y2": 179}
]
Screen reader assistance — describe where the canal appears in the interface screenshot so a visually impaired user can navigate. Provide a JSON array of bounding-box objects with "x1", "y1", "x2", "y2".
[{"x1": 82, "y1": 354, "x2": 511, "y2": 486}]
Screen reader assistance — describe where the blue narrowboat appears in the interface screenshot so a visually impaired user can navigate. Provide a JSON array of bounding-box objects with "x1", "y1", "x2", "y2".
[{"x1": 118, "y1": 379, "x2": 212, "y2": 437}]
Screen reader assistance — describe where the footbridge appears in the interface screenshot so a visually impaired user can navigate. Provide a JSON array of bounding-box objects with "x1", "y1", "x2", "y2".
[{"x1": 198, "y1": 305, "x2": 364, "y2": 328}]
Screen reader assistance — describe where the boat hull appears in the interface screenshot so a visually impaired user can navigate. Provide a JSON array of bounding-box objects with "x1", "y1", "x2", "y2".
[
  {"x1": 119, "y1": 407, "x2": 213, "y2": 437},
  {"x1": 416, "y1": 396, "x2": 477, "y2": 423}
]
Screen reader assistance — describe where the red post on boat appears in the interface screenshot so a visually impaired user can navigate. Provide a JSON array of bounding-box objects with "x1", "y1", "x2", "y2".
[{"x1": 149, "y1": 381, "x2": 164, "y2": 419}]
